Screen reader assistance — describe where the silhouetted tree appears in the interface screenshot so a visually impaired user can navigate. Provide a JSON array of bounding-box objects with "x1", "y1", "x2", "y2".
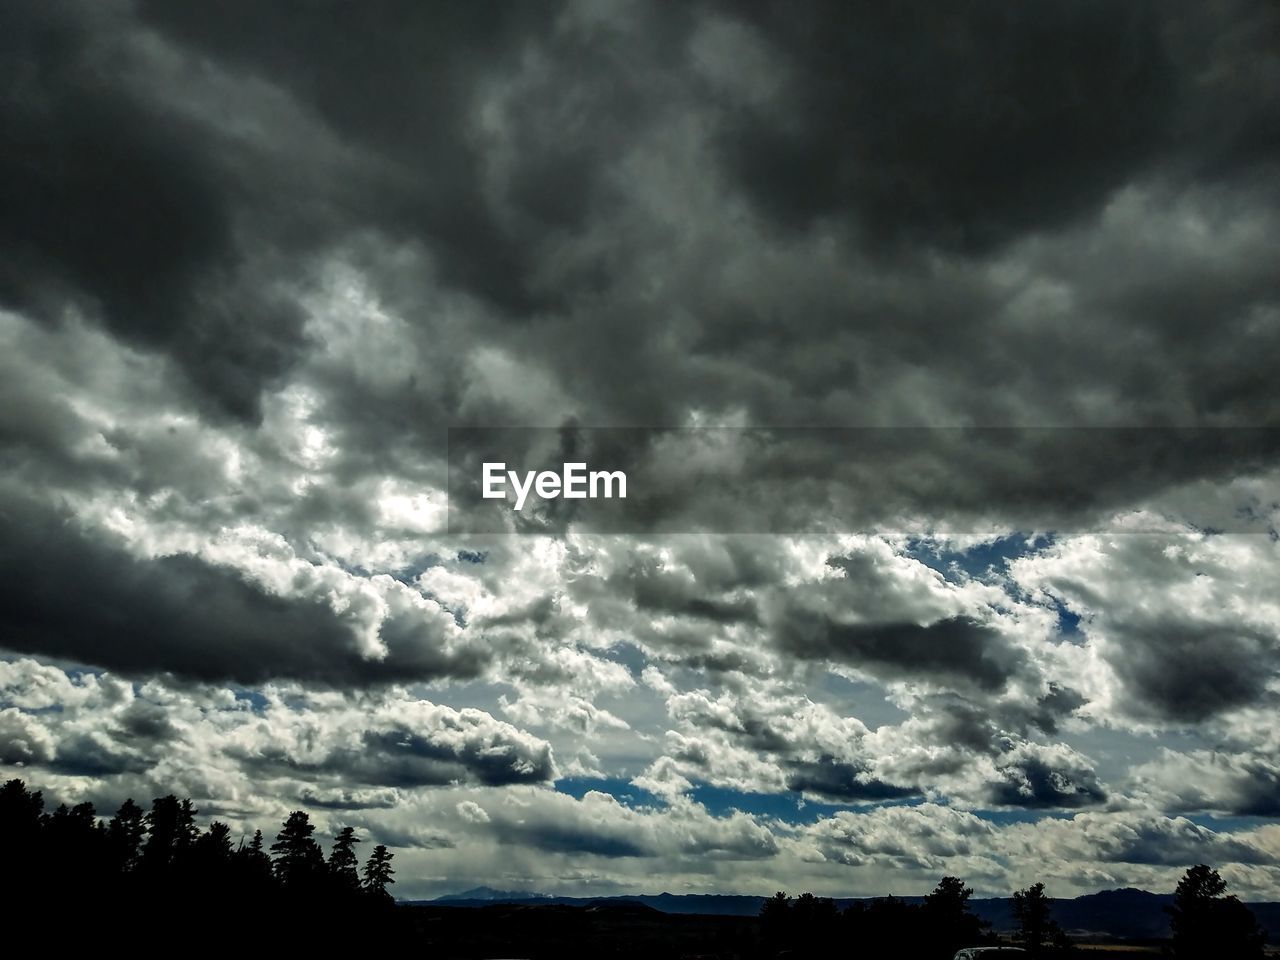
[
  {"x1": 141, "y1": 795, "x2": 198, "y2": 873},
  {"x1": 106, "y1": 798, "x2": 145, "y2": 872},
  {"x1": 0, "y1": 779, "x2": 43, "y2": 828},
  {"x1": 794, "y1": 891, "x2": 839, "y2": 953},
  {"x1": 925, "y1": 875, "x2": 989, "y2": 955},
  {"x1": 240, "y1": 828, "x2": 271, "y2": 869},
  {"x1": 194, "y1": 820, "x2": 233, "y2": 859},
  {"x1": 271, "y1": 810, "x2": 325, "y2": 889},
  {"x1": 328, "y1": 825, "x2": 362, "y2": 891},
  {"x1": 1013, "y1": 881, "x2": 1073, "y2": 957},
  {"x1": 759, "y1": 890, "x2": 791, "y2": 954},
  {"x1": 185, "y1": 819, "x2": 235, "y2": 896},
  {"x1": 230, "y1": 827, "x2": 274, "y2": 897},
  {"x1": 362, "y1": 843, "x2": 395, "y2": 901},
  {"x1": 0, "y1": 779, "x2": 44, "y2": 863},
  {"x1": 1167, "y1": 865, "x2": 1265, "y2": 959},
  {"x1": 845, "y1": 895, "x2": 928, "y2": 956},
  {"x1": 43, "y1": 800, "x2": 106, "y2": 881},
  {"x1": 760, "y1": 891, "x2": 790, "y2": 920}
]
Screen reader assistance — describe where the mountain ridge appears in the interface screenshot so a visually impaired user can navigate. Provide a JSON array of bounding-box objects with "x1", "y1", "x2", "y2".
[{"x1": 413, "y1": 887, "x2": 1280, "y2": 940}]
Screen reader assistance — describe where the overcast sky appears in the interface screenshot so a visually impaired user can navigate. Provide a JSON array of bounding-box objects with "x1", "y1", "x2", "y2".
[{"x1": 2, "y1": 0, "x2": 1279, "y2": 900}]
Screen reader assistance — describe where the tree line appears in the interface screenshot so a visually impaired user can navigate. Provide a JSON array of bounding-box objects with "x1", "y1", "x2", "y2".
[
  {"x1": 759, "y1": 875, "x2": 1073, "y2": 959},
  {"x1": 1, "y1": 778, "x2": 398, "y2": 945},
  {"x1": 759, "y1": 868, "x2": 1267, "y2": 959}
]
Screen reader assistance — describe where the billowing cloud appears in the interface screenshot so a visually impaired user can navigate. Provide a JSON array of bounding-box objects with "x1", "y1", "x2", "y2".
[
  {"x1": 987, "y1": 742, "x2": 1108, "y2": 810},
  {"x1": 0, "y1": 499, "x2": 479, "y2": 686}
]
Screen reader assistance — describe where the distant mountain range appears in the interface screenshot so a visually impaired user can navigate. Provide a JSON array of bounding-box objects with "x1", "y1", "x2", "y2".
[
  {"x1": 419, "y1": 887, "x2": 1280, "y2": 941},
  {"x1": 436, "y1": 886, "x2": 555, "y2": 902}
]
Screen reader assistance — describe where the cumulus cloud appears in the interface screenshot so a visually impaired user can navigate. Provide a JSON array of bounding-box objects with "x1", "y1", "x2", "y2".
[
  {"x1": 0, "y1": 661, "x2": 553, "y2": 803},
  {"x1": 1010, "y1": 533, "x2": 1280, "y2": 724},
  {"x1": 0, "y1": 498, "x2": 478, "y2": 686},
  {"x1": 987, "y1": 742, "x2": 1109, "y2": 810},
  {"x1": 1134, "y1": 748, "x2": 1280, "y2": 818}
]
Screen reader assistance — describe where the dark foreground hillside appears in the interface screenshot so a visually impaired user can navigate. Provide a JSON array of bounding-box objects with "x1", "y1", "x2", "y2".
[
  {"x1": 401, "y1": 902, "x2": 755, "y2": 959},
  {"x1": 424, "y1": 888, "x2": 1280, "y2": 942}
]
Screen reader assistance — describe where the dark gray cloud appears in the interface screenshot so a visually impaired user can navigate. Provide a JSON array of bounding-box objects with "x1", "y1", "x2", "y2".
[
  {"x1": 625, "y1": 561, "x2": 761, "y2": 625},
  {"x1": 989, "y1": 753, "x2": 1107, "y2": 809},
  {"x1": 350, "y1": 727, "x2": 553, "y2": 788},
  {"x1": 1095, "y1": 819, "x2": 1272, "y2": 867},
  {"x1": 113, "y1": 700, "x2": 179, "y2": 743},
  {"x1": 0, "y1": 2, "x2": 313, "y2": 422},
  {"x1": 492, "y1": 820, "x2": 649, "y2": 859},
  {"x1": 784, "y1": 756, "x2": 918, "y2": 803},
  {"x1": 919, "y1": 686, "x2": 1090, "y2": 758},
  {"x1": 1106, "y1": 621, "x2": 1271, "y2": 724},
  {"x1": 134, "y1": 0, "x2": 574, "y2": 316},
  {"x1": 718, "y1": 1, "x2": 1177, "y2": 253},
  {"x1": 44, "y1": 731, "x2": 153, "y2": 778},
  {"x1": 298, "y1": 787, "x2": 399, "y2": 811},
  {"x1": 1136, "y1": 748, "x2": 1280, "y2": 819},
  {"x1": 1228, "y1": 762, "x2": 1280, "y2": 818},
  {"x1": 777, "y1": 615, "x2": 1024, "y2": 691},
  {"x1": 4, "y1": 0, "x2": 1279, "y2": 523},
  {"x1": 0, "y1": 498, "x2": 482, "y2": 686}
]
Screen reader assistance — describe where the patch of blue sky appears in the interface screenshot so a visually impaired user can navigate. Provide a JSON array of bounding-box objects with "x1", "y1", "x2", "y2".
[
  {"x1": 1053, "y1": 600, "x2": 1084, "y2": 638},
  {"x1": 600, "y1": 642, "x2": 649, "y2": 680},
  {"x1": 232, "y1": 688, "x2": 269, "y2": 712},
  {"x1": 65, "y1": 665, "x2": 106, "y2": 682},
  {"x1": 687, "y1": 784, "x2": 924, "y2": 823},
  {"x1": 904, "y1": 535, "x2": 1091, "y2": 641},
  {"x1": 554, "y1": 777, "x2": 937, "y2": 825},
  {"x1": 555, "y1": 776, "x2": 664, "y2": 809},
  {"x1": 903, "y1": 533, "x2": 1052, "y2": 583},
  {"x1": 388, "y1": 552, "x2": 443, "y2": 585}
]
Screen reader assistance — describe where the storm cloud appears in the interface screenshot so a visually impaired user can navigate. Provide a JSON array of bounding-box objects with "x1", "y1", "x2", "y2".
[{"x1": 1, "y1": 0, "x2": 1278, "y2": 901}]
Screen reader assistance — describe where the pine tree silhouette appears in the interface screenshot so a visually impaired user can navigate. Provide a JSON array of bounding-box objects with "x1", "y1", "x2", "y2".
[
  {"x1": 328, "y1": 825, "x2": 362, "y2": 891},
  {"x1": 106, "y1": 798, "x2": 145, "y2": 872},
  {"x1": 361, "y1": 843, "x2": 395, "y2": 901},
  {"x1": 925, "y1": 875, "x2": 989, "y2": 955},
  {"x1": 233, "y1": 826, "x2": 274, "y2": 894},
  {"x1": 1, "y1": 779, "x2": 45, "y2": 869},
  {"x1": 1013, "y1": 881, "x2": 1073, "y2": 957},
  {"x1": 194, "y1": 820, "x2": 234, "y2": 859},
  {"x1": 270, "y1": 810, "x2": 325, "y2": 889},
  {"x1": 1168, "y1": 865, "x2": 1265, "y2": 959},
  {"x1": 43, "y1": 800, "x2": 105, "y2": 881},
  {"x1": 141, "y1": 795, "x2": 198, "y2": 873}
]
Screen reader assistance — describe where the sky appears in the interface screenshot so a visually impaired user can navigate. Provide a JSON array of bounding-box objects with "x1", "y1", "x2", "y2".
[{"x1": 2, "y1": 0, "x2": 1279, "y2": 901}]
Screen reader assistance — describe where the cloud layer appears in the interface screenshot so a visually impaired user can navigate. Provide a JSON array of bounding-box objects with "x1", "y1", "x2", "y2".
[{"x1": 1, "y1": 0, "x2": 1278, "y2": 900}]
